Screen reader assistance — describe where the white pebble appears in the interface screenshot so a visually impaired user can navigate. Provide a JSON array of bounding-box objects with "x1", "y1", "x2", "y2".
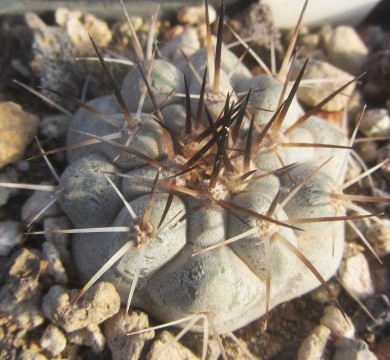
[
  {"x1": 326, "y1": 26, "x2": 368, "y2": 75},
  {"x1": 293, "y1": 59, "x2": 355, "y2": 112},
  {"x1": 360, "y1": 108, "x2": 390, "y2": 137},
  {"x1": 298, "y1": 325, "x2": 331, "y2": 360},
  {"x1": 320, "y1": 305, "x2": 355, "y2": 339},
  {"x1": 178, "y1": 4, "x2": 216, "y2": 25},
  {"x1": 339, "y1": 251, "x2": 375, "y2": 299}
]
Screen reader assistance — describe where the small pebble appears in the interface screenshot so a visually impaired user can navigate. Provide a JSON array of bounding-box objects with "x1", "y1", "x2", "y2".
[
  {"x1": 147, "y1": 331, "x2": 199, "y2": 360},
  {"x1": 40, "y1": 114, "x2": 72, "y2": 139},
  {"x1": 0, "y1": 221, "x2": 24, "y2": 257},
  {"x1": 366, "y1": 220, "x2": 390, "y2": 258},
  {"x1": 0, "y1": 102, "x2": 40, "y2": 169},
  {"x1": 21, "y1": 188, "x2": 62, "y2": 224},
  {"x1": 24, "y1": 12, "x2": 46, "y2": 30},
  {"x1": 43, "y1": 216, "x2": 75, "y2": 276},
  {"x1": 352, "y1": 294, "x2": 390, "y2": 337},
  {"x1": 68, "y1": 324, "x2": 105, "y2": 353},
  {"x1": 378, "y1": 144, "x2": 390, "y2": 183},
  {"x1": 326, "y1": 26, "x2": 368, "y2": 75},
  {"x1": 320, "y1": 305, "x2": 355, "y2": 339},
  {"x1": 223, "y1": 334, "x2": 257, "y2": 360},
  {"x1": 0, "y1": 167, "x2": 18, "y2": 206},
  {"x1": 42, "y1": 242, "x2": 68, "y2": 285},
  {"x1": 3, "y1": 302, "x2": 45, "y2": 331},
  {"x1": 339, "y1": 249, "x2": 375, "y2": 299},
  {"x1": 365, "y1": 50, "x2": 390, "y2": 96},
  {"x1": 39, "y1": 324, "x2": 67, "y2": 357},
  {"x1": 359, "y1": 26, "x2": 390, "y2": 52},
  {"x1": 20, "y1": 350, "x2": 48, "y2": 360},
  {"x1": 293, "y1": 59, "x2": 355, "y2": 112},
  {"x1": 177, "y1": 4, "x2": 216, "y2": 25},
  {"x1": 333, "y1": 338, "x2": 377, "y2": 360},
  {"x1": 15, "y1": 160, "x2": 30, "y2": 172},
  {"x1": 297, "y1": 324, "x2": 330, "y2": 360},
  {"x1": 386, "y1": 98, "x2": 390, "y2": 111},
  {"x1": 373, "y1": 335, "x2": 390, "y2": 360},
  {"x1": 360, "y1": 109, "x2": 390, "y2": 138},
  {"x1": 55, "y1": 8, "x2": 112, "y2": 54},
  {"x1": 160, "y1": 27, "x2": 200, "y2": 63},
  {"x1": 104, "y1": 310, "x2": 154, "y2": 360},
  {"x1": 355, "y1": 140, "x2": 378, "y2": 164},
  {"x1": 42, "y1": 282, "x2": 120, "y2": 332},
  {"x1": 0, "y1": 248, "x2": 47, "y2": 304}
]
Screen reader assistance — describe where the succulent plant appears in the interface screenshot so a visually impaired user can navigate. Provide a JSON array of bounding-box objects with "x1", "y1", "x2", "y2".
[
  {"x1": 59, "y1": 0, "x2": 356, "y2": 336},
  {"x1": 2, "y1": 0, "x2": 388, "y2": 358}
]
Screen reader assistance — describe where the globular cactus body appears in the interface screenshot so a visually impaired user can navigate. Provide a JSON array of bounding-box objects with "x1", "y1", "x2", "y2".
[{"x1": 58, "y1": 2, "x2": 352, "y2": 334}]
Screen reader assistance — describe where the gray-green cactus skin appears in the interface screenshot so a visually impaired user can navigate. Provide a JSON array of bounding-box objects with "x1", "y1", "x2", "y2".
[{"x1": 60, "y1": 29, "x2": 350, "y2": 334}]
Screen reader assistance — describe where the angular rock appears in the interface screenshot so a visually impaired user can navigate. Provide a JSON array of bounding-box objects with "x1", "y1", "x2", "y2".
[
  {"x1": 297, "y1": 325, "x2": 331, "y2": 360},
  {"x1": 0, "y1": 248, "x2": 47, "y2": 304},
  {"x1": 42, "y1": 242, "x2": 68, "y2": 285},
  {"x1": 339, "y1": 250, "x2": 375, "y2": 299},
  {"x1": 147, "y1": 331, "x2": 199, "y2": 360},
  {"x1": 366, "y1": 220, "x2": 390, "y2": 258},
  {"x1": 292, "y1": 59, "x2": 355, "y2": 112},
  {"x1": 104, "y1": 310, "x2": 154, "y2": 360},
  {"x1": 55, "y1": 8, "x2": 112, "y2": 54},
  {"x1": 333, "y1": 338, "x2": 377, "y2": 360},
  {"x1": 0, "y1": 102, "x2": 40, "y2": 169},
  {"x1": 39, "y1": 324, "x2": 67, "y2": 357},
  {"x1": 68, "y1": 324, "x2": 105, "y2": 353},
  {"x1": 320, "y1": 305, "x2": 355, "y2": 339},
  {"x1": 360, "y1": 109, "x2": 390, "y2": 138},
  {"x1": 42, "y1": 282, "x2": 120, "y2": 332},
  {"x1": 326, "y1": 26, "x2": 368, "y2": 75}
]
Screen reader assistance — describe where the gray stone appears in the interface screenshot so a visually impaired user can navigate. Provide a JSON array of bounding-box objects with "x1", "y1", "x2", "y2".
[
  {"x1": 0, "y1": 220, "x2": 24, "y2": 256},
  {"x1": 40, "y1": 114, "x2": 72, "y2": 139},
  {"x1": 21, "y1": 188, "x2": 62, "y2": 224},
  {"x1": 0, "y1": 167, "x2": 18, "y2": 206},
  {"x1": 42, "y1": 241, "x2": 68, "y2": 285},
  {"x1": 333, "y1": 338, "x2": 377, "y2": 360}
]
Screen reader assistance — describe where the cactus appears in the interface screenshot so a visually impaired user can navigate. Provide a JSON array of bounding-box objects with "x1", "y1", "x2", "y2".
[
  {"x1": 59, "y1": 0, "x2": 357, "y2": 336},
  {"x1": 3, "y1": 0, "x2": 388, "y2": 358}
]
